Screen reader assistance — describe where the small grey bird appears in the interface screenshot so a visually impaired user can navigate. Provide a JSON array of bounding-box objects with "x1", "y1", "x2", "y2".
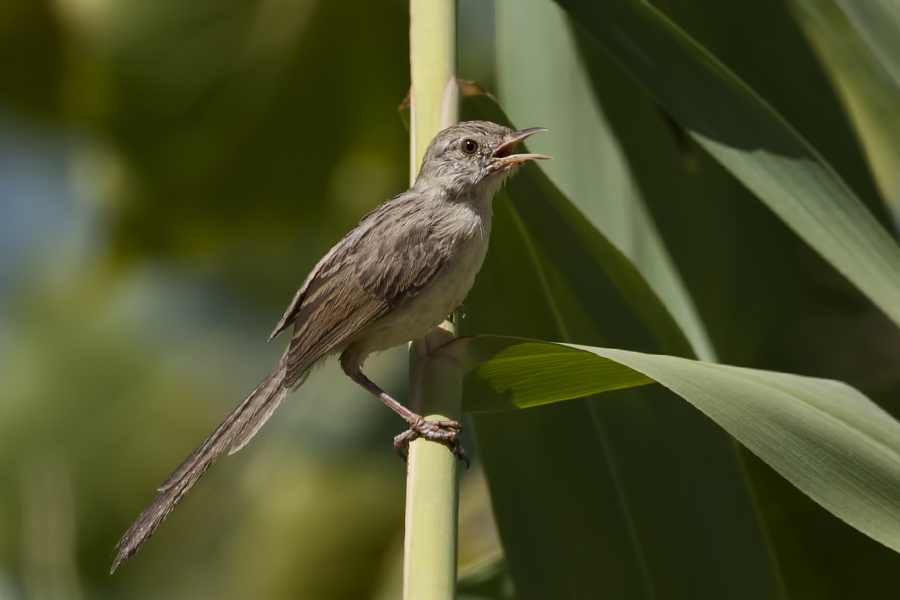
[{"x1": 112, "y1": 120, "x2": 548, "y2": 572}]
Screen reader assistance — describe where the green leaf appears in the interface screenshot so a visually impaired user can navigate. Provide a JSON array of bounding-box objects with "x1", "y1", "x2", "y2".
[
  {"x1": 463, "y1": 95, "x2": 696, "y2": 360},
  {"x1": 460, "y1": 126, "x2": 785, "y2": 598},
  {"x1": 462, "y1": 338, "x2": 654, "y2": 412},
  {"x1": 564, "y1": 11, "x2": 900, "y2": 593},
  {"x1": 795, "y1": 0, "x2": 900, "y2": 210},
  {"x1": 451, "y1": 334, "x2": 900, "y2": 554},
  {"x1": 646, "y1": 0, "x2": 887, "y2": 214},
  {"x1": 494, "y1": 0, "x2": 714, "y2": 360},
  {"x1": 555, "y1": 0, "x2": 900, "y2": 328},
  {"x1": 837, "y1": 0, "x2": 900, "y2": 94}
]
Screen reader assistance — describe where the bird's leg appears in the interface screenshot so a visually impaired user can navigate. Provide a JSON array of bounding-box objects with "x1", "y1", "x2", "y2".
[{"x1": 340, "y1": 353, "x2": 468, "y2": 465}]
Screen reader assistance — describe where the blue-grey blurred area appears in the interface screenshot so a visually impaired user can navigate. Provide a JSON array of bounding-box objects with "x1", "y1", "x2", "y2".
[{"x1": 0, "y1": 0, "x2": 503, "y2": 597}]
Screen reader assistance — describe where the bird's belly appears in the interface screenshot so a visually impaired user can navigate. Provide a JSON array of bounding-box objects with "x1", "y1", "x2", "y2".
[{"x1": 352, "y1": 235, "x2": 488, "y2": 357}]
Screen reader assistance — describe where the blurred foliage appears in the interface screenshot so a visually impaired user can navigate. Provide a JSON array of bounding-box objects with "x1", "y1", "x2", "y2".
[
  {"x1": 26, "y1": 0, "x2": 413, "y2": 308},
  {"x1": 0, "y1": 0, "x2": 500, "y2": 597}
]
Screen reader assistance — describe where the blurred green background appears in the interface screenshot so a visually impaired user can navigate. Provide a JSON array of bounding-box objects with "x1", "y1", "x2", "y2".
[{"x1": 0, "y1": 0, "x2": 503, "y2": 597}]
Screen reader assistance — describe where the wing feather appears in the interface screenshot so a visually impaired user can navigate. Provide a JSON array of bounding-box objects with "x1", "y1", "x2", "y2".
[{"x1": 276, "y1": 194, "x2": 451, "y2": 383}]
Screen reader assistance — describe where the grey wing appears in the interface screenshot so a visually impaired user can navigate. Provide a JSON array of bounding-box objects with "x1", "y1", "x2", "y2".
[
  {"x1": 356, "y1": 215, "x2": 448, "y2": 308},
  {"x1": 268, "y1": 196, "x2": 404, "y2": 342},
  {"x1": 278, "y1": 205, "x2": 451, "y2": 384}
]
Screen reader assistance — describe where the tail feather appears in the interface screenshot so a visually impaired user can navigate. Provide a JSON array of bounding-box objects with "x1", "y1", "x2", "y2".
[
  {"x1": 228, "y1": 387, "x2": 288, "y2": 455},
  {"x1": 111, "y1": 368, "x2": 288, "y2": 573},
  {"x1": 227, "y1": 369, "x2": 309, "y2": 455}
]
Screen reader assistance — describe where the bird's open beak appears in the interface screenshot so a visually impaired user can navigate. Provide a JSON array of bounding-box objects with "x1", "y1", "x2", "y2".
[{"x1": 493, "y1": 127, "x2": 552, "y2": 166}]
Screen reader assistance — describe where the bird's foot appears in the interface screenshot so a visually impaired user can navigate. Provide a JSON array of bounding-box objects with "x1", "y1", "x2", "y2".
[{"x1": 394, "y1": 415, "x2": 469, "y2": 467}]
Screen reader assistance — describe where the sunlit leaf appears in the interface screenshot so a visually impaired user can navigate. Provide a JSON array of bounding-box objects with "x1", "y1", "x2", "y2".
[
  {"x1": 795, "y1": 0, "x2": 900, "y2": 210},
  {"x1": 495, "y1": 0, "x2": 714, "y2": 360},
  {"x1": 451, "y1": 334, "x2": 900, "y2": 554},
  {"x1": 556, "y1": 0, "x2": 900, "y2": 328},
  {"x1": 837, "y1": 0, "x2": 900, "y2": 94}
]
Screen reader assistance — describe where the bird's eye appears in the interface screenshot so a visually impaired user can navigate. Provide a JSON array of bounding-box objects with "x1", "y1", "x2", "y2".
[{"x1": 461, "y1": 139, "x2": 478, "y2": 154}]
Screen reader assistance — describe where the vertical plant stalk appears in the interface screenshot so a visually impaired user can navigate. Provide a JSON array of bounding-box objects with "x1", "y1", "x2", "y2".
[
  {"x1": 405, "y1": 320, "x2": 463, "y2": 598},
  {"x1": 405, "y1": 0, "x2": 461, "y2": 598},
  {"x1": 409, "y1": 0, "x2": 458, "y2": 174}
]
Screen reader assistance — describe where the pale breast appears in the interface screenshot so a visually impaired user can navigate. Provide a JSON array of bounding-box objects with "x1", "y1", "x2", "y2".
[{"x1": 349, "y1": 201, "x2": 492, "y2": 358}]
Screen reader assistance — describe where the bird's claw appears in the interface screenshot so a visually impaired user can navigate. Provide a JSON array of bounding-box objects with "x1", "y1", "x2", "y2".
[
  {"x1": 394, "y1": 416, "x2": 470, "y2": 468},
  {"x1": 447, "y1": 304, "x2": 466, "y2": 322}
]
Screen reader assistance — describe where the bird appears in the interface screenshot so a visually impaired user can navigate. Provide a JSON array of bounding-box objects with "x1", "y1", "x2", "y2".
[{"x1": 111, "y1": 120, "x2": 549, "y2": 572}]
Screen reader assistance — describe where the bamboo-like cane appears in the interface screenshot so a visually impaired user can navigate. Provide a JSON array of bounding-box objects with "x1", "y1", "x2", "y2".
[{"x1": 404, "y1": 0, "x2": 461, "y2": 598}]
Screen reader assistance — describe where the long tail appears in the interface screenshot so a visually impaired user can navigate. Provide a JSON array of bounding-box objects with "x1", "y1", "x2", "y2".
[{"x1": 111, "y1": 367, "x2": 289, "y2": 573}]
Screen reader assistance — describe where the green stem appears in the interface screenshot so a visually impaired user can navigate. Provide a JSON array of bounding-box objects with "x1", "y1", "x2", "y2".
[
  {"x1": 405, "y1": 321, "x2": 463, "y2": 598},
  {"x1": 410, "y1": 0, "x2": 458, "y2": 171},
  {"x1": 405, "y1": 0, "x2": 460, "y2": 598}
]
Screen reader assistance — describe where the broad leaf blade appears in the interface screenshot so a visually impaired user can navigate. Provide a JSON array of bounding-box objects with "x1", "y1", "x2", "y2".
[
  {"x1": 470, "y1": 386, "x2": 784, "y2": 600},
  {"x1": 565, "y1": 5, "x2": 900, "y2": 594},
  {"x1": 463, "y1": 95, "x2": 695, "y2": 359},
  {"x1": 837, "y1": 0, "x2": 900, "y2": 94},
  {"x1": 556, "y1": 0, "x2": 900, "y2": 328},
  {"x1": 461, "y1": 178, "x2": 784, "y2": 598},
  {"x1": 452, "y1": 335, "x2": 900, "y2": 554},
  {"x1": 463, "y1": 339, "x2": 653, "y2": 411},
  {"x1": 648, "y1": 0, "x2": 888, "y2": 216},
  {"x1": 495, "y1": 0, "x2": 714, "y2": 361},
  {"x1": 795, "y1": 0, "x2": 900, "y2": 211}
]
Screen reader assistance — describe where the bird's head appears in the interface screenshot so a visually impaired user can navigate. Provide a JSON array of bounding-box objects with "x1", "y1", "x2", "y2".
[{"x1": 415, "y1": 120, "x2": 550, "y2": 198}]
